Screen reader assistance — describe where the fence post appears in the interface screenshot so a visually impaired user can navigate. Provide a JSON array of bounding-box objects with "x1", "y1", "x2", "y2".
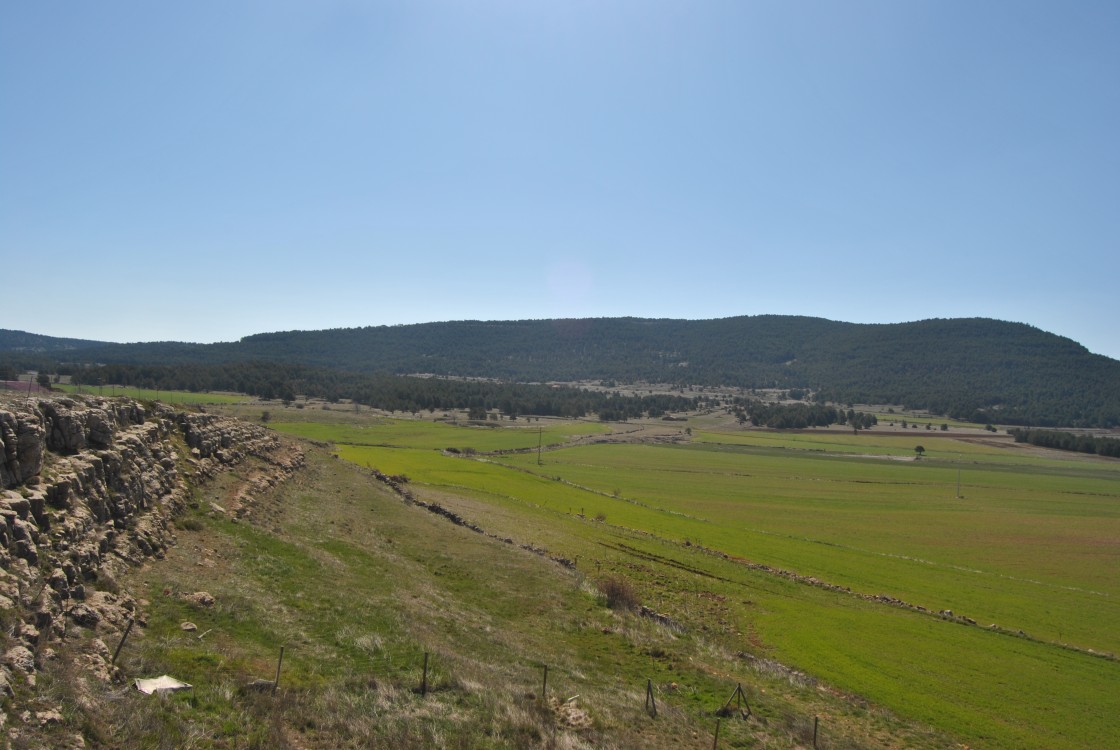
[
  {"x1": 272, "y1": 646, "x2": 284, "y2": 695},
  {"x1": 422, "y1": 652, "x2": 429, "y2": 696},
  {"x1": 712, "y1": 717, "x2": 721, "y2": 749},
  {"x1": 111, "y1": 618, "x2": 134, "y2": 665},
  {"x1": 814, "y1": 715, "x2": 819, "y2": 749},
  {"x1": 718, "y1": 682, "x2": 751, "y2": 719},
  {"x1": 541, "y1": 664, "x2": 548, "y2": 701},
  {"x1": 645, "y1": 678, "x2": 657, "y2": 717}
]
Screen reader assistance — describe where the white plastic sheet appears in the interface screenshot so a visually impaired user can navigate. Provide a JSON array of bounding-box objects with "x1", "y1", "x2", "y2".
[{"x1": 134, "y1": 675, "x2": 192, "y2": 694}]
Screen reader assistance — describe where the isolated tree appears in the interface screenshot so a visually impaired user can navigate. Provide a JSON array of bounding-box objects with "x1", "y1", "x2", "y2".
[
  {"x1": 915, "y1": 445, "x2": 925, "y2": 459},
  {"x1": 36, "y1": 373, "x2": 52, "y2": 390}
]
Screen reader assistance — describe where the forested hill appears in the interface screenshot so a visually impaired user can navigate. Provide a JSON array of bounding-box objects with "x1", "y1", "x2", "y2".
[
  {"x1": 3, "y1": 316, "x2": 1119, "y2": 427},
  {"x1": 0, "y1": 329, "x2": 109, "y2": 352}
]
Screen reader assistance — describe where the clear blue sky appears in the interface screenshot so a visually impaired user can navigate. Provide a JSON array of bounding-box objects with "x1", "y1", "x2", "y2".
[{"x1": 2, "y1": 2, "x2": 1118, "y2": 359}]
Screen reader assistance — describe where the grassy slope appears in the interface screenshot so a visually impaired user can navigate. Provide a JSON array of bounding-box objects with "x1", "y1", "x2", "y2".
[
  {"x1": 73, "y1": 401, "x2": 1111, "y2": 749},
  {"x1": 252, "y1": 413, "x2": 1120, "y2": 750},
  {"x1": 89, "y1": 445, "x2": 944, "y2": 750}
]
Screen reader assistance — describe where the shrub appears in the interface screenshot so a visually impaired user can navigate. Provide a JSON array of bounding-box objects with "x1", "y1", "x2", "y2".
[
  {"x1": 598, "y1": 575, "x2": 641, "y2": 611},
  {"x1": 180, "y1": 517, "x2": 204, "y2": 532}
]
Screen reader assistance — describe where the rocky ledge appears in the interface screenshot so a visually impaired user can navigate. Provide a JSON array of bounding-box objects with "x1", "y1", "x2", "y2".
[{"x1": 0, "y1": 393, "x2": 303, "y2": 740}]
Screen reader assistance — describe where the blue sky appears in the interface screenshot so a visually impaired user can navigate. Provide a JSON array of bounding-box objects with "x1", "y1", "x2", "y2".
[{"x1": 2, "y1": 1, "x2": 1118, "y2": 359}]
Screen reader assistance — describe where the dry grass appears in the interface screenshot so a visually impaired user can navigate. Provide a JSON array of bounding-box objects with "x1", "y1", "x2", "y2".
[{"x1": 596, "y1": 575, "x2": 641, "y2": 612}]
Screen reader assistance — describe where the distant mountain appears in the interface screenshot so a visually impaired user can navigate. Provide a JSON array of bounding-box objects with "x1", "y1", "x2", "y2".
[{"x1": 2, "y1": 316, "x2": 1118, "y2": 427}]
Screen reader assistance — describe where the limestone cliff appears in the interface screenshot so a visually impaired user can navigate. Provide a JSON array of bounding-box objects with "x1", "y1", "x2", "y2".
[{"x1": 0, "y1": 392, "x2": 303, "y2": 739}]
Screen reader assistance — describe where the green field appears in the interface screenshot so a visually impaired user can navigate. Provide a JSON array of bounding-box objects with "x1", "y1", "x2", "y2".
[
  {"x1": 273, "y1": 416, "x2": 609, "y2": 453},
  {"x1": 54, "y1": 383, "x2": 250, "y2": 404},
  {"x1": 269, "y1": 416, "x2": 1120, "y2": 750}
]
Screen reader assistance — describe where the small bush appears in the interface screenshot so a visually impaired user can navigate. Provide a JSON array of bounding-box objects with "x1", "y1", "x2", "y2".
[
  {"x1": 180, "y1": 518, "x2": 204, "y2": 532},
  {"x1": 598, "y1": 575, "x2": 641, "y2": 611}
]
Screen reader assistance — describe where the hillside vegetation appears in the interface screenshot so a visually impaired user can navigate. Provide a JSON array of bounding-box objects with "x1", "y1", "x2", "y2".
[{"x1": 4, "y1": 316, "x2": 1120, "y2": 426}]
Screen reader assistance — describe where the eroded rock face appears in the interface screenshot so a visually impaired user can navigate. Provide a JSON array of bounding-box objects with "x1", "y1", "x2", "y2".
[
  {"x1": 0, "y1": 395, "x2": 301, "y2": 580},
  {"x1": 0, "y1": 392, "x2": 304, "y2": 737},
  {"x1": 36, "y1": 398, "x2": 147, "y2": 454},
  {"x1": 0, "y1": 409, "x2": 45, "y2": 488}
]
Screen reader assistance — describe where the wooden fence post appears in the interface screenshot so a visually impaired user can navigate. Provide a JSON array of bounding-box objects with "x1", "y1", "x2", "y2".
[
  {"x1": 422, "y1": 652, "x2": 429, "y2": 696},
  {"x1": 272, "y1": 646, "x2": 284, "y2": 695},
  {"x1": 645, "y1": 678, "x2": 657, "y2": 717},
  {"x1": 718, "y1": 682, "x2": 751, "y2": 719},
  {"x1": 111, "y1": 618, "x2": 134, "y2": 665},
  {"x1": 712, "y1": 717, "x2": 721, "y2": 749}
]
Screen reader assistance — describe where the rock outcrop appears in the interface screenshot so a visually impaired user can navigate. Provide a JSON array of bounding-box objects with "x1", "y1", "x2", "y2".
[{"x1": 0, "y1": 392, "x2": 303, "y2": 740}]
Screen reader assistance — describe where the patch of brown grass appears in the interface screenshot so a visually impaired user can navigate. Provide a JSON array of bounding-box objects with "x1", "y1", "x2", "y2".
[{"x1": 597, "y1": 575, "x2": 641, "y2": 611}]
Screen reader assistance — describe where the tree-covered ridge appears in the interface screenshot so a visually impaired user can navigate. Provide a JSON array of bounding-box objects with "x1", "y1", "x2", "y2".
[
  {"x1": 0, "y1": 329, "x2": 108, "y2": 352},
  {"x1": 3, "y1": 316, "x2": 1119, "y2": 427}
]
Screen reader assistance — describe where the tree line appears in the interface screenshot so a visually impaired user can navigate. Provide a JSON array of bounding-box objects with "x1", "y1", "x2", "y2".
[
  {"x1": 51, "y1": 361, "x2": 699, "y2": 420},
  {"x1": 731, "y1": 400, "x2": 878, "y2": 430},
  {"x1": 1008, "y1": 428, "x2": 1120, "y2": 458}
]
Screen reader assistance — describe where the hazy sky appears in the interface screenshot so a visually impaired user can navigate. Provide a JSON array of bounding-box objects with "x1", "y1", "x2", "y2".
[{"x1": 2, "y1": 2, "x2": 1118, "y2": 358}]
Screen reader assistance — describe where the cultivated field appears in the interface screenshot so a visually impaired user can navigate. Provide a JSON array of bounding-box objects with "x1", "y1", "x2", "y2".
[{"x1": 245, "y1": 408, "x2": 1120, "y2": 750}]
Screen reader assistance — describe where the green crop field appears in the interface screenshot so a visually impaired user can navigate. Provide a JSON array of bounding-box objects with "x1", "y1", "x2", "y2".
[{"x1": 267, "y1": 415, "x2": 1120, "y2": 750}]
